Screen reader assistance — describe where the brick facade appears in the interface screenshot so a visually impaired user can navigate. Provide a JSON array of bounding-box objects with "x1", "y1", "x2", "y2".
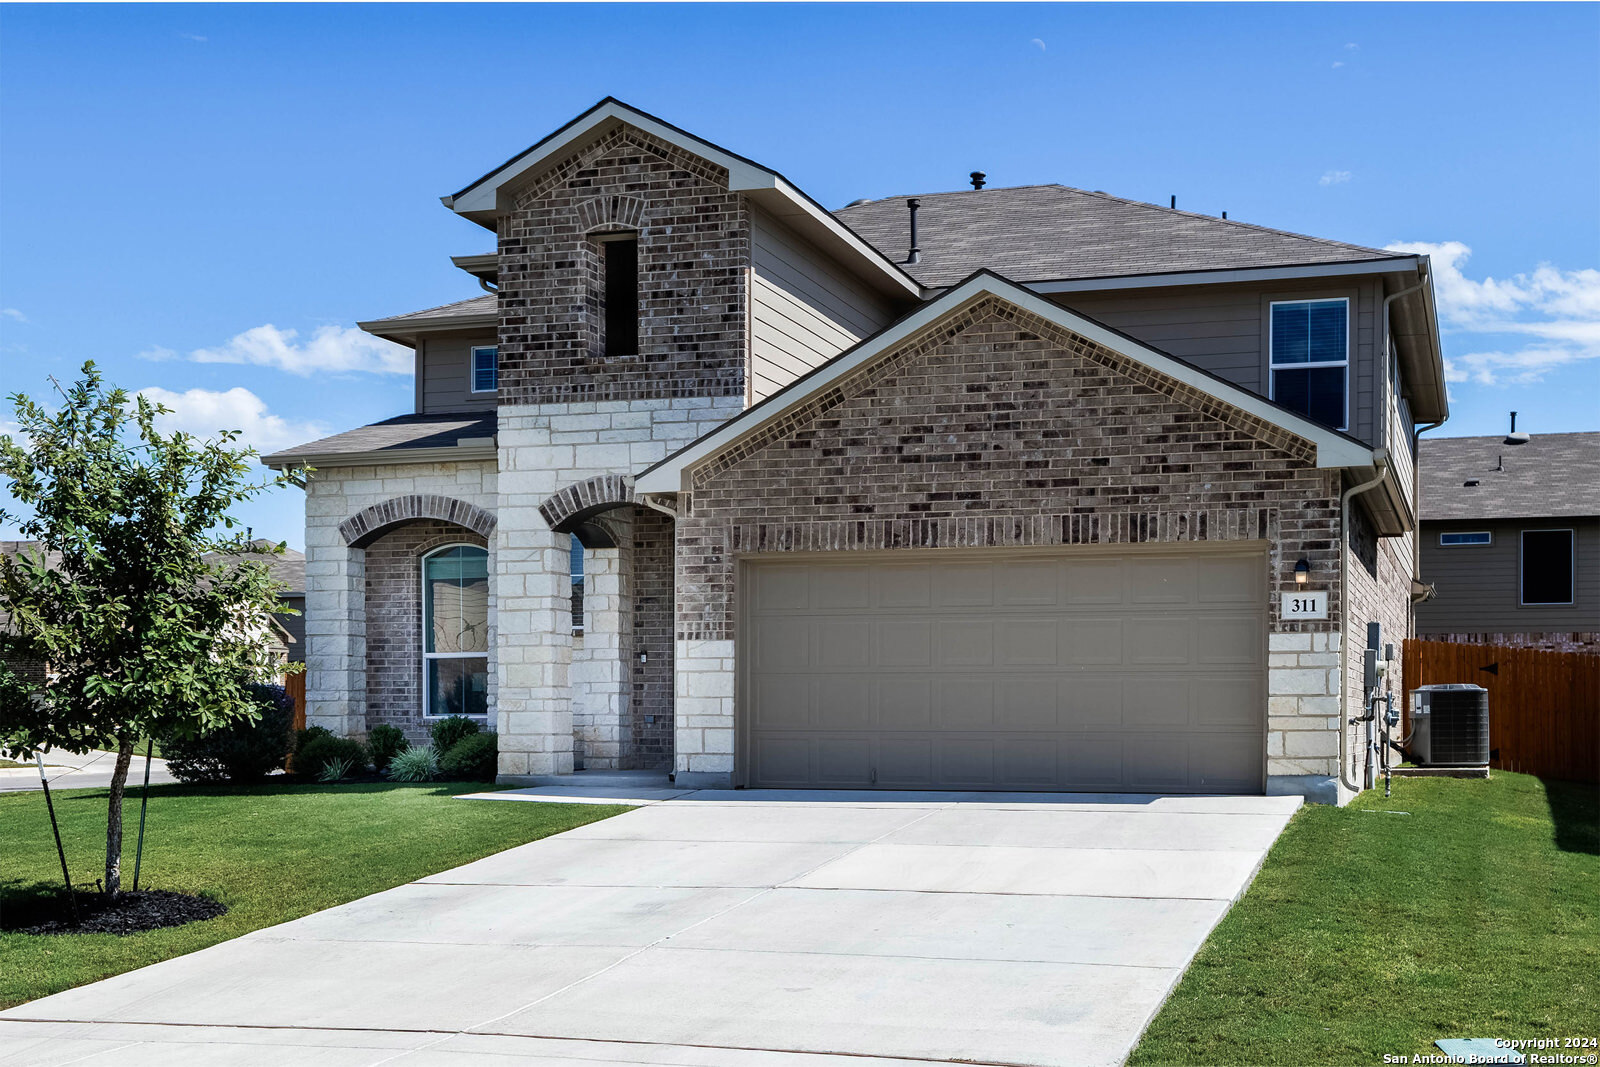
[
  {"x1": 674, "y1": 298, "x2": 1355, "y2": 787},
  {"x1": 496, "y1": 125, "x2": 749, "y2": 405},
  {"x1": 363, "y1": 521, "x2": 490, "y2": 745},
  {"x1": 630, "y1": 505, "x2": 676, "y2": 769}
]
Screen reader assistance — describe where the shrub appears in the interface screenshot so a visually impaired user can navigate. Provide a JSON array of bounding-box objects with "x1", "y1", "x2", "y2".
[
  {"x1": 317, "y1": 757, "x2": 356, "y2": 783},
  {"x1": 429, "y1": 715, "x2": 480, "y2": 753},
  {"x1": 439, "y1": 731, "x2": 498, "y2": 781},
  {"x1": 387, "y1": 745, "x2": 438, "y2": 782},
  {"x1": 159, "y1": 683, "x2": 295, "y2": 783},
  {"x1": 367, "y1": 724, "x2": 409, "y2": 772},
  {"x1": 294, "y1": 733, "x2": 368, "y2": 781}
]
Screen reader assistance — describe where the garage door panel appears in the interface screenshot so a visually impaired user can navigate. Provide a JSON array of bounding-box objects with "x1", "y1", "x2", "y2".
[
  {"x1": 934, "y1": 562, "x2": 995, "y2": 607},
  {"x1": 1061, "y1": 675, "x2": 1125, "y2": 728},
  {"x1": 935, "y1": 678, "x2": 994, "y2": 730},
  {"x1": 817, "y1": 620, "x2": 871, "y2": 669},
  {"x1": 744, "y1": 550, "x2": 1265, "y2": 794},
  {"x1": 1064, "y1": 618, "x2": 1124, "y2": 665},
  {"x1": 815, "y1": 737, "x2": 873, "y2": 786},
  {"x1": 878, "y1": 565, "x2": 932, "y2": 608},
  {"x1": 877, "y1": 620, "x2": 932, "y2": 667},
  {"x1": 937, "y1": 619, "x2": 993, "y2": 666},
  {"x1": 1195, "y1": 615, "x2": 1261, "y2": 665},
  {"x1": 1000, "y1": 618, "x2": 1058, "y2": 666},
  {"x1": 877, "y1": 678, "x2": 932, "y2": 729},
  {"x1": 996, "y1": 677, "x2": 1060, "y2": 730},
  {"x1": 1126, "y1": 617, "x2": 1190, "y2": 665},
  {"x1": 755, "y1": 617, "x2": 810, "y2": 669},
  {"x1": 754, "y1": 677, "x2": 811, "y2": 729}
]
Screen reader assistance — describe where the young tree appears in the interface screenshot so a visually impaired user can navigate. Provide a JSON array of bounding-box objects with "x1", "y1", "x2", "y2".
[{"x1": 0, "y1": 363, "x2": 300, "y2": 897}]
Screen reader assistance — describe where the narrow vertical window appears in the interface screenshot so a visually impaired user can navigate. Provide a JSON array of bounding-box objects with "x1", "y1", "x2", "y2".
[
  {"x1": 470, "y1": 346, "x2": 498, "y2": 393},
  {"x1": 1270, "y1": 298, "x2": 1348, "y2": 430},
  {"x1": 570, "y1": 533, "x2": 585, "y2": 634},
  {"x1": 422, "y1": 545, "x2": 489, "y2": 717},
  {"x1": 602, "y1": 236, "x2": 639, "y2": 357}
]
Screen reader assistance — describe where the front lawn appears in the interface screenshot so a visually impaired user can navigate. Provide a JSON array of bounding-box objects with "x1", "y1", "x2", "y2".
[
  {"x1": 0, "y1": 782, "x2": 627, "y2": 1008},
  {"x1": 1131, "y1": 771, "x2": 1599, "y2": 1065}
]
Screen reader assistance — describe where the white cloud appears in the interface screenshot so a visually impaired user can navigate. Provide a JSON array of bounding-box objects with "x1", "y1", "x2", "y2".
[
  {"x1": 1345, "y1": 42, "x2": 1359, "y2": 50},
  {"x1": 142, "y1": 323, "x2": 411, "y2": 377},
  {"x1": 1030, "y1": 38, "x2": 1047, "y2": 51},
  {"x1": 1331, "y1": 61, "x2": 1345, "y2": 69},
  {"x1": 1319, "y1": 170, "x2": 1352, "y2": 186},
  {"x1": 135, "y1": 386, "x2": 326, "y2": 454},
  {"x1": 1388, "y1": 240, "x2": 1600, "y2": 385},
  {"x1": 1, "y1": 308, "x2": 27, "y2": 322},
  {"x1": 179, "y1": 33, "x2": 207, "y2": 42}
]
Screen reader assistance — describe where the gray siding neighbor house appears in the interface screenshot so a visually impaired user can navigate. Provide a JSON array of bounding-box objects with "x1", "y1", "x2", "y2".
[
  {"x1": 264, "y1": 98, "x2": 1450, "y2": 804},
  {"x1": 1417, "y1": 431, "x2": 1600, "y2": 653}
]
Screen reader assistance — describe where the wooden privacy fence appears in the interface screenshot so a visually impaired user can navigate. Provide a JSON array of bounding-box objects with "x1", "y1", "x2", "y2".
[
  {"x1": 284, "y1": 671, "x2": 306, "y2": 733},
  {"x1": 1402, "y1": 639, "x2": 1600, "y2": 783}
]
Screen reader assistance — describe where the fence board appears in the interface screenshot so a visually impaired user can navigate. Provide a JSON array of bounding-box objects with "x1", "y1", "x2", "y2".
[
  {"x1": 283, "y1": 672, "x2": 306, "y2": 734},
  {"x1": 1403, "y1": 639, "x2": 1600, "y2": 783}
]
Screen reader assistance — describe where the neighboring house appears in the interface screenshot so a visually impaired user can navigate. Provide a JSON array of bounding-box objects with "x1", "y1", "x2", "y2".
[
  {"x1": 1417, "y1": 431, "x2": 1600, "y2": 653},
  {"x1": 263, "y1": 98, "x2": 1449, "y2": 804}
]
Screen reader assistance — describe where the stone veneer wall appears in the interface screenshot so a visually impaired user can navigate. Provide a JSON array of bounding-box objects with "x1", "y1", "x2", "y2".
[
  {"x1": 303, "y1": 460, "x2": 498, "y2": 739},
  {"x1": 364, "y1": 520, "x2": 490, "y2": 745},
  {"x1": 674, "y1": 298, "x2": 1366, "y2": 794}
]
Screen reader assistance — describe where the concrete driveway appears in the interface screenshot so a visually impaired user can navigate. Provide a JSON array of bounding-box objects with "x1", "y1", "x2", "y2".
[
  {"x1": 1, "y1": 783, "x2": 1299, "y2": 1067},
  {"x1": 0, "y1": 749, "x2": 176, "y2": 794}
]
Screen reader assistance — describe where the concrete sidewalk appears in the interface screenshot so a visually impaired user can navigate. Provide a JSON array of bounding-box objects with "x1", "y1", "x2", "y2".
[
  {"x1": 1, "y1": 784, "x2": 1300, "y2": 1066},
  {"x1": 0, "y1": 749, "x2": 176, "y2": 794}
]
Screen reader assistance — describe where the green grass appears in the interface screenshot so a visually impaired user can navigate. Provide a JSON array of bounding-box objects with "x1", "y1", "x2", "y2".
[
  {"x1": 1130, "y1": 772, "x2": 1599, "y2": 1065},
  {"x1": 0, "y1": 781, "x2": 628, "y2": 1008}
]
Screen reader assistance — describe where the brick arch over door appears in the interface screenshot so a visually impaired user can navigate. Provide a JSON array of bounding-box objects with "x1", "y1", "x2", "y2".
[
  {"x1": 538, "y1": 474, "x2": 633, "y2": 541},
  {"x1": 340, "y1": 495, "x2": 497, "y2": 548}
]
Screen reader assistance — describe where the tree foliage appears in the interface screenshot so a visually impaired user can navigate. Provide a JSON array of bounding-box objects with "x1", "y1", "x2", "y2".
[{"x1": 0, "y1": 363, "x2": 301, "y2": 894}]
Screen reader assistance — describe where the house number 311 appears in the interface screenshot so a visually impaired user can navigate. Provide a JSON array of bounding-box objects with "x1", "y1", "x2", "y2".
[{"x1": 1283, "y1": 591, "x2": 1329, "y2": 620}]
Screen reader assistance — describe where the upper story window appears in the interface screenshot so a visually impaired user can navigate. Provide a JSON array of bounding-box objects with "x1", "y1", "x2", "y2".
[
  {"x1": 1521, "y1": 529, "x2": 1575, "y2": 606},
  {"x1": 1270, "y1": 298, "x2": 1348, "y2": 430},
  {"x1": 599, "y1": 234, "x2": 639, "y2": 357},
  {"x1": 1440, "y1": 531, "x2": 1492, "y2": 547},
  {"x1": 471, "y1": 346, "x2": 498, "y2": 393}
]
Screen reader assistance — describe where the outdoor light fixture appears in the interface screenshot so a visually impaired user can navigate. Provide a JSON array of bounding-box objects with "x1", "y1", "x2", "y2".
[{"x1": 1294, "y1": 559, "x2": 1310, "y2": 585}]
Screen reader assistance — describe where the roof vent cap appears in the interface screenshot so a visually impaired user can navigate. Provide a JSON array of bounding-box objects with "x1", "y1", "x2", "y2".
[
  {"x1": 969, "y1": 171, "x2": 986, "y2": 190},
  {"x1": 1463, "y1": 478, "x2": 1481, "y2": 487},
  {"x1": 1504, "y1": 411, "x2": 1530, "y2": 445}
]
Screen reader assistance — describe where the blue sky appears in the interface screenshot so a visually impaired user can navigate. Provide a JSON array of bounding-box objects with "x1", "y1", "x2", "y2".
[{"x1": 2, "y1": 3, "x2": 1596, "y2": 550}]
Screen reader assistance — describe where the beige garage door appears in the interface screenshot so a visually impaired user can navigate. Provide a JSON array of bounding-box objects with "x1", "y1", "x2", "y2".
[{"x1": 741, "y1": 547, "x2": 1266, "y2": 793}]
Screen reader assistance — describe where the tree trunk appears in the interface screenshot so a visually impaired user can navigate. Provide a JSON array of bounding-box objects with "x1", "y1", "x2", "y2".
[{"x1": 104, "y1": 738, "x2": 136, "y2": 897}]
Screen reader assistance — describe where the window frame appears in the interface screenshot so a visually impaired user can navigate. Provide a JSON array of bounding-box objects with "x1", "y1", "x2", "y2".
[
  {"x1": 469, "y1": 345, "x2": 498, "y2": 395},
  {"x1": 1268, "y1": 296, "x2": 1350, "y2": 431},
  {"x1": 419, "y1": 542, "x2": 491, "y2": 719},
  {"x1": 1519, "y1": 528, "x2": 1576, "y2": 607},
  {"x1": 1439, "y1": 531, "x2": 1492, "y2": 547}
]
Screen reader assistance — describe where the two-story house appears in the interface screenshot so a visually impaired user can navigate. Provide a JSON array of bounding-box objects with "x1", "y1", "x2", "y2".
[
  {"x1": 264, "y1": 99, "x2": 1447, "y2": 804},
  {"x1": 1416, "y1": 430, "x2": 1599, "y2": 652}
]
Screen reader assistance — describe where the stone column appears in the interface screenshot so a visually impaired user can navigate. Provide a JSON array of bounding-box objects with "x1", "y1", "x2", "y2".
[
  {"x1": 304, "y1": 541, "x2": 366, "y2": 737},
  {"x1": 494, "y1": 524, "x2": 575, "y2": 779}
]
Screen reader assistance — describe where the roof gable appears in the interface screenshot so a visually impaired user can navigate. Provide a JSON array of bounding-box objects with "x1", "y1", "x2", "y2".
[
  {"x1": 441, "y1": 98, "x2": 920, "y2": 301},
  {"x1": 834, "y1": 184, "x2": 1409, "y2": 288},
  {"x1": 636, "y1": 271, "x2": 1376, "y2": 494}
]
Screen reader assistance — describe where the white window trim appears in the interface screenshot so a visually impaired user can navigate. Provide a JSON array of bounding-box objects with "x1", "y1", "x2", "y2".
[
  {"x1": 469, "y1": 346, "x2": 498, "y2": 395},
  {"x1": 420, "y1": 543, "x2": 491, "y2": 719},
  {"x1": 1439, "y1": 531, "x2": 1492, "y2": 547},
  {"x1": 1519, "y1": 528, "x2": 1576, "y2": 607},
  {"x1": 1268, "y1": 297, "x2": 1349, "y2": 432}
]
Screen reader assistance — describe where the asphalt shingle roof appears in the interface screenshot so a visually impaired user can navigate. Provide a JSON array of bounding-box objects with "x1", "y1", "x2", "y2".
[
  {"x1": 833, "y1": 184, "x2": 1406, "y2": 288},
  {"x1": 263, "y1": 412, "x2": 497, "y2": 464},
  {"x1": 362, "y1": 294, "x2": 494, "y2": 326},
  {"x1": 1419, "y1": 431, "x2": 1600, "y2": 522}
]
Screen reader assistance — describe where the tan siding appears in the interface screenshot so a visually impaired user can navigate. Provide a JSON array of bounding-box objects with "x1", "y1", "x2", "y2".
[
  {"x1": 749, "y1": 206, "x2": 896, "y2": 402},
  {"x1": 1417, "y1": 517, "x2": 1600, "y2": 634},
  {"x1": 419, "y1": 332, "x2": 498, "y2": 413},
  {"x1": 1051, "y1": 276, "x2": 1382, "y2": 446}
]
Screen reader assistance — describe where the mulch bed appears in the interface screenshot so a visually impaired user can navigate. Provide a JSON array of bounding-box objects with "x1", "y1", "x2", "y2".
[{"x1": 5, "y1": 889, "x2": 227, "y2": 936}]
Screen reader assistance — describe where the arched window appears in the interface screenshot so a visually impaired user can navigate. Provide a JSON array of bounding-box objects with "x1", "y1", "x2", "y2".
[{"x1": 421, "y1": 544, "x2": 489, "y2": 718}]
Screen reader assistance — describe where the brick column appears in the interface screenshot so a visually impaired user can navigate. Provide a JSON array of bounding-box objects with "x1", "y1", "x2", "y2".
[
  {"x1": 494, "y1": 525, "x2": 575, "y2": 779},
  {"x1": 304, "y1": 541, "x2": 366, "y2": 736}
]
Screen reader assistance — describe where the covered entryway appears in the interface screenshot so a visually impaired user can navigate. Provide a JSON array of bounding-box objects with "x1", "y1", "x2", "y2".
[{"x1": 740, "y1": 545, "x2": 1268, "y2": 793}]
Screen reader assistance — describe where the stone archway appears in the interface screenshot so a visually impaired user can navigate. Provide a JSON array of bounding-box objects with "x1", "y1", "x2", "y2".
[{"x1": 339, "y1": 494, "x2": 497, "y2": 547}]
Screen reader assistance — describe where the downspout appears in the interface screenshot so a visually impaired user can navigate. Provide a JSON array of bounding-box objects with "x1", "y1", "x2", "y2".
[{"x1": 1338, "y1": 450, "x2": 1389, "y2": 798}]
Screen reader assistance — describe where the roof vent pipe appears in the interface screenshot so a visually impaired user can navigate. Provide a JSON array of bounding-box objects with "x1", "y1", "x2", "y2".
[
  {"x1": 969, "y1": 171, "x2": 986, "y2": 190},
  {"x1": 1505, "y1": 411, "x2": 1529, "y2": 445},
  {"x1": 906, "y1": 199, "x2": 921, "y2": 265},
  {"x1": 1170, "y1": 195, "x2": 1177, "y2": 209}
]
